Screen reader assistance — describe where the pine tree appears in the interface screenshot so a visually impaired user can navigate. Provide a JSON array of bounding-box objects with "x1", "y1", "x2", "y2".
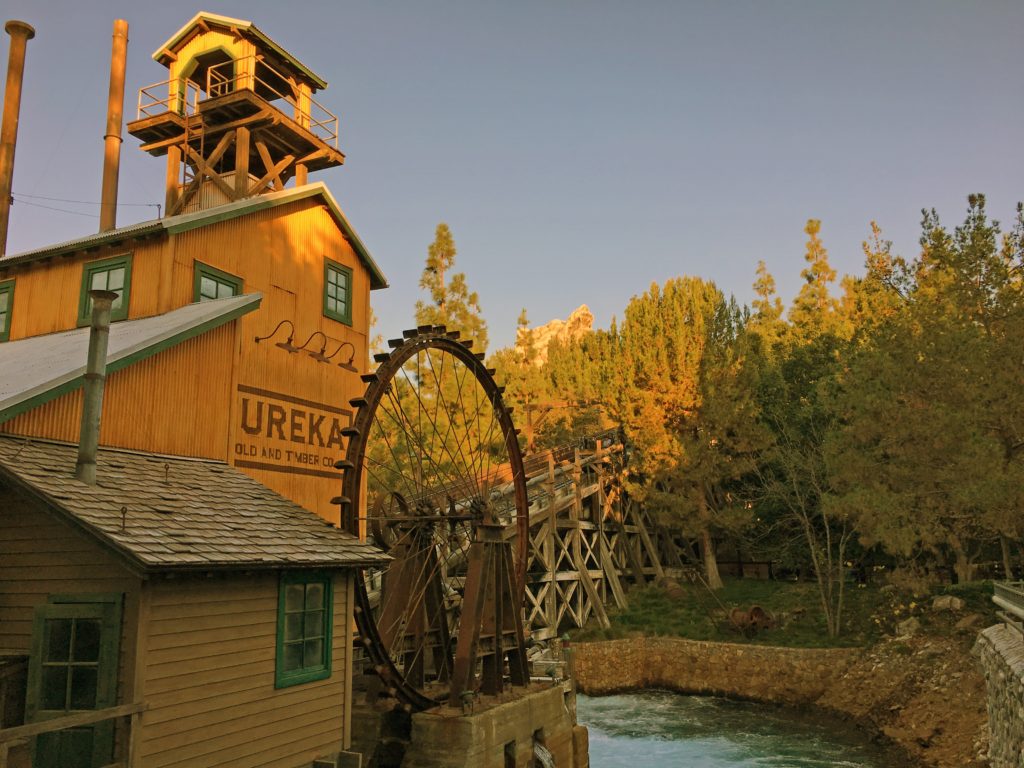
[
  {"x1": 788, "y1": 219, "x2": 841, "y2": 338},
  {"x1": 415, "y1": 223, "x2": 488, "y2": 352}
]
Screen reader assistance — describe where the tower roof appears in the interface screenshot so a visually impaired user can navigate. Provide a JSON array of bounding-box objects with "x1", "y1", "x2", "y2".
[{"x1": 153, "y1": 11, "x2": 328, "y2": 91}]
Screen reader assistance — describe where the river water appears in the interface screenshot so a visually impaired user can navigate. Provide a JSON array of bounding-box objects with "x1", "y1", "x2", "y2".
[{"x1": 578, "y1": 691, "x2": 895, "y2": 767}]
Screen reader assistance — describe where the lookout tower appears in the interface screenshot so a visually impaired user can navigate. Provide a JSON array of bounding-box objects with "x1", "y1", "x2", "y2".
[{"x1": 126, "y1": 12, "x2": 344, "y2": 216}]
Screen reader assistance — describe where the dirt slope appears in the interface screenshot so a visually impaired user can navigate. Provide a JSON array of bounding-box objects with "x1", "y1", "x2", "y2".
[{"x1": 817, "y1": 633, "x2": 989, "y2": 767}]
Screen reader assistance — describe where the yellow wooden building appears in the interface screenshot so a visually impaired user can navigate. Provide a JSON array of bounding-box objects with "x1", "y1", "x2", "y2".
[{"x1": 0, "y1": 12, "x2": 389, "y2": 768}]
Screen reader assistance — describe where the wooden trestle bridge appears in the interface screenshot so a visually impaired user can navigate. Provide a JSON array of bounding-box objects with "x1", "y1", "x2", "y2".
[{"x1": 518, "y1": 431, "x2": 682, "y2": 641}]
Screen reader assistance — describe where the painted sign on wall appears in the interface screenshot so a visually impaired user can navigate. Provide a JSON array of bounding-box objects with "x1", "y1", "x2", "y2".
[{"x1": 232, "y1": 384, "x2": 351, "y2": 480}]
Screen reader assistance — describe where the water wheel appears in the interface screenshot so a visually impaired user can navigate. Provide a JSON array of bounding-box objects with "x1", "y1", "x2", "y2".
[{"x1": 339, "y1": 326, "x2": 529, "y2": 711}]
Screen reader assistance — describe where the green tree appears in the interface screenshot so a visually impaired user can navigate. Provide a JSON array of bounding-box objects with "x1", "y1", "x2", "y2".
[
  {"x1": 617, "y1": 278, "x2": 765, "y2": 589},
  {"x1": 788, "y1": 219, "x2": 843, "y2": 338},
  {"x1": 755, "y1": 220, "x2": 852, "y2": 637},
  {"x1": 416, "y1": 223, "x2": 488, "y2": 352},
  {"x1": 829, "y1": 197, "x2": 1024, "y2": 582}
]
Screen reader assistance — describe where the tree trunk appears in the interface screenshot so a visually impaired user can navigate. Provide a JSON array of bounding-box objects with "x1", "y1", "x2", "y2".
[
  {"x1": 700, "y1": 527, "x2": 724, "y2": 590},
  {"x1": 949, "y1": 534, "x2": 974, "y2": 584},
  {"x1": 1000, "y1": 535, "x2": 1014, "y2": 580}
]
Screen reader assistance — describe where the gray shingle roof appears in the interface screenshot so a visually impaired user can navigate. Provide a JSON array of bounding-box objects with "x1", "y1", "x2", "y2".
[{"x1": 0, "y1": 436, "x2": 386, "y2": 572}]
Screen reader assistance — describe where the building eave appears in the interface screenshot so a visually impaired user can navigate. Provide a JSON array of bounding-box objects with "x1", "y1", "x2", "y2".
[
  {"x1": 153, "y1": 12, "x2": 329, "y2": 91},
  {"x1": 0, "y1": 185, "x2": 388, "y2": 290}
]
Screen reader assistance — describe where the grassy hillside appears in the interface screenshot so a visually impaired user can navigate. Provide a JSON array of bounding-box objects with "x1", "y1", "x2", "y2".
[{"x1": 572, "y1": 578, "x2": 998, "y2": 647}]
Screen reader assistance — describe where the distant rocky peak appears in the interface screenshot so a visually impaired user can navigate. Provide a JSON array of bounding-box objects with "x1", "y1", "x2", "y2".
[{"x1": 518, "y1": 304, "x2": 594, "y2": 365}]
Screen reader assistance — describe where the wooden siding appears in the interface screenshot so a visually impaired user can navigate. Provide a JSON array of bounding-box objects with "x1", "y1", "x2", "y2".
[
  {"x1": 0, "y1": 487, "x2": 142, "y2": 768},
  {"x1": 0, "y1": 239, "x2": 167, "y2": 340},
  {"x1": 1, "y1": 323, "x2": 238, "y2": 459},
  {"x1": 0, "y1": 195, "x2": 373, "y2": 523},
  {"x1": 136, "y1": 571, "x2": 353, "y2": 768}
]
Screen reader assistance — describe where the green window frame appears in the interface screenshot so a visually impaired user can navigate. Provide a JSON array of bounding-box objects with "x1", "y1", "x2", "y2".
[
  {"x1": 0, "y1": 278, "x2": 14, "y2": 342},
  {"x1": 25, "y1": 595, "x2": 122, "y2": 768},
  {"x1": 193, "y1": 261, "x2": 242, "y2": 302},
  {"x1": 78, "y1": 255, "x2": 132, "y2": 326},
  {"x1": 323, "y1": 259, "x2": 353, "y2": 326},
  {"x1": 275, "y1": 571, "x2": 333, "y2": 688}
]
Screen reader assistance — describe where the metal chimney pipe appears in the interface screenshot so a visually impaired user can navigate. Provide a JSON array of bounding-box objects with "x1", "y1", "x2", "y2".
[
  {"x1": 75, "y1": 289, "x2": 118, "y2": 485},
  {"x1": 99, "y1": 19, "x2": 128, "y2": 232},
  {"x1": 0, "y1": 20, "x2": 35, "y2": 257}
]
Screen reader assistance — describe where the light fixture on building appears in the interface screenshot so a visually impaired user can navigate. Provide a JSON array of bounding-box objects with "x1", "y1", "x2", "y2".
[
  {"x1": 296, "y1": 330, "x2": 329, "y2": 361},
  {"x1": 324, "y1": 341, "x2": 357, "y2": 372},
  {"x1": 254, "y1": 319, "x2": 299, "y2": 352}
]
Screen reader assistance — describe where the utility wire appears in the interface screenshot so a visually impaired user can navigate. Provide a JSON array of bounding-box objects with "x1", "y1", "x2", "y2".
[
  {"x1": 13, "y1": 191, "x2": 161, "y2": 208},
  {"x1": 12, "y1": 199, "x2": 98, "y2": 218},
  {"x1": 11, "y1": 194, "x2": 162, "y2": 220}
]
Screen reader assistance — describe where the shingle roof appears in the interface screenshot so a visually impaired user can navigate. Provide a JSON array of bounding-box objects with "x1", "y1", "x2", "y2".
[
  {"x1": 0, "y1": 294, "x2": 261, "y2": 424},
  {"x1": 0, "y1": 436, "x2": 386, "y2": 572}
]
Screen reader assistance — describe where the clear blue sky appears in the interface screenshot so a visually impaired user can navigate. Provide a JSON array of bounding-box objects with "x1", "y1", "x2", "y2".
[{"x1": 4, "y1": 1, "x2": 1022, "y2": 349}]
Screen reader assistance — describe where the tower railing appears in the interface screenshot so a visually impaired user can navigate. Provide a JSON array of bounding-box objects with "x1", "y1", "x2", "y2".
[
  {"x1": 134, "y1": 57, "x2": 339, "y2": 148},
  {"x1": 136, "y1": 77, "x2": 200, "y2": 120},
  {"x1": 206, "y1": 57, "x2": 339, "y2": 147}
]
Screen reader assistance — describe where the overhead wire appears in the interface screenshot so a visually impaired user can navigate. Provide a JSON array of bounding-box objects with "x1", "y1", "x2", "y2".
[{"x1": 10, "y1": 192, "x2": 162, "y2": 220}]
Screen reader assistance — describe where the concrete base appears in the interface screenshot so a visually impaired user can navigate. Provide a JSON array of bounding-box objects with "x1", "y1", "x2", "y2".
[{"x1": 400, "y1": 684, "x2": 587, "y2": 768}]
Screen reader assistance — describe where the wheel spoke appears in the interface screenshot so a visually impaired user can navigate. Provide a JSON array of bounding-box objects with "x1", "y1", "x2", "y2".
[{"x1": 342, "y1": 331, "x2": 528, "y2": 710}]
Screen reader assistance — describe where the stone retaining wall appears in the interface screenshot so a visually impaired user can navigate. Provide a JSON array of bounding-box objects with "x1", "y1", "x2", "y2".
[
  {"x1": 574, "y1": 637, "x2": 857, "y2": 705},
  {"x1": 974, "y1": 624, "x2": 1024, "y2": 768}
]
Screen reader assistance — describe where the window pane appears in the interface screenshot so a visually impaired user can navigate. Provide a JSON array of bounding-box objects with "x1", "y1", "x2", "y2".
[
  {"x1": 110, "y1": 289, "x2": 124, "y2": 311},
  {"x1": 327, "y1": 283, "x2": 338, "y2": 299},
  {"x1": 0, "y1": 292, "x2": 8, "y2": 311},
  {"x1": 285, "y1": 584, "x2": 304, "y2": 612},
  {"x1": 285, "y1": 612, "x2": 303, "y2": 642},
  {"x1": 305, "y1": 582, "x2": 324, "y2": 610},
  {"x1": 200, "y1": 276, "x2": 217, "y2": 299},
  {"x1": 72, "y1": 619, "x2": 101, "y2": 662},
  {"x1": 107, "y1": 268, "x2": 125, "y2": 291},
  {"x1": 45, "y1": 620, "x2": 72, "y2": 662},
  {"x1": 305, "y1": 610, "x2": 324, "y2": 638},
  {"x1": 216, "y1": 281, "x2": 234, "y2": 299},
  {"x1": 41, "y1": 666, "x2": 68, "y2": 710},
  {"x1": 91, "y1": 271, "x2": 107, "y2": 290},
  {"x1": 328, "y1": 270, "x2": 339, "y2": 287},
  {"x1": 283, "y1": 642, "x2": 303, "y2": 672},
  {"x1": 60, "y1": 729, "x2": 95, "y2": 768},
  {"x1": 69, "y1": 667, "x2": 98, "y2": 710},
  {"x1": 303, "y1": 638, "x2": 323, "y2": 667}
]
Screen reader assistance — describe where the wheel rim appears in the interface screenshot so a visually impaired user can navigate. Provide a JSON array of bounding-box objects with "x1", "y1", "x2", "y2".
[{"x1": 341, "y1": 329, "x2": 528, "y2": 710}]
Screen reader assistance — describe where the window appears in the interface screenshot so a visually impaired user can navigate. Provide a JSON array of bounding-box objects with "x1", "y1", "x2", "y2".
[
  {"x1": 78, "y1": 255, "x2": 131, "y2": 326},
  {"x1": 193, "y1": 261, "x2": 242, "y2": 302},
  {"x1": 25, "y1": 596, "x2": 121, "y2": 767},
  {"x1": 0, "y1": 279, "x2": 13, "y2": 342},
  {"x1": 323, "y1": 259, "x2": 353, "y2": 325},
  {"x1": 276, "y1": 572, "x2": 332, "y2": 688}
]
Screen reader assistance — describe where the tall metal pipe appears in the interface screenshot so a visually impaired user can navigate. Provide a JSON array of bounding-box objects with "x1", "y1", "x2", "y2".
[
  {"x1": 75, "y1": 289, "x2": 118, "y2": 485},
  {"x1": 0, "y1": 20, "x2": 35, "y2": 257},
  {"x1": 99, "y1": 19, "x2": 128, "y2": 232}
]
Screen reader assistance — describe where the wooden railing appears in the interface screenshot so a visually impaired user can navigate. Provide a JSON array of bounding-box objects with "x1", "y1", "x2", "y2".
[
  {"x1": 136, "y1": 77, "x2": 200, "y2": 120},
  {"x1": 994, "y1": 581, "x2": 1024, "y2": 622},
  {"x1": 206, "y1": 57, "x2": 339, "y2": 147},
  {"x1": 0, "y1": 701, "x2": 146, "y2": 768}
]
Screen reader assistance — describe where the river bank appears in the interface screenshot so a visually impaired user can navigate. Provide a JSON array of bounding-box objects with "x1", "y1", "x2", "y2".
[{"x1": 575, "y1": 632, "x2": 989, "y2": 767}]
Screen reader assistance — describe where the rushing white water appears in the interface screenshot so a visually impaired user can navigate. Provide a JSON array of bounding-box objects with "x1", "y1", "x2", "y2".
[{"x1": 578, "y1": 691, "x2": 893, "y2": 768}]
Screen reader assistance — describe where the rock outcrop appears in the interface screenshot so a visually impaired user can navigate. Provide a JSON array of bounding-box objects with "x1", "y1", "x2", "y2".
[{"x1": 518, "y1": 305, "x2": 594, "y2": 366}]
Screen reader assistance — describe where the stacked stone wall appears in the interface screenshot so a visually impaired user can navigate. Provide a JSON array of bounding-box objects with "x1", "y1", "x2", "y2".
[
  {"x1": 974, "y1": 624, "x2": 1024, "y2": 768},
  {"x1": 574, "y1": 637, "x2": 856, "y2": 705}
]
